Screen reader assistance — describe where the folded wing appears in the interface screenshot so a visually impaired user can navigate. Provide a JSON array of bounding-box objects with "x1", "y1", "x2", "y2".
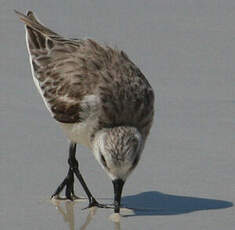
[{"x1": 15, "y1": 10, "x2": 100, "y2": 123}]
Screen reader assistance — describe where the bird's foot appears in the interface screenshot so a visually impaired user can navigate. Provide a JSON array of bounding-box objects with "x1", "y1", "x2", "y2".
[
  {"x1": 82, "y1": 197, "x2": 113, "y2": 210},
  {"x1": 51, "y1": 169, "x2": 80, "y2": 201}
]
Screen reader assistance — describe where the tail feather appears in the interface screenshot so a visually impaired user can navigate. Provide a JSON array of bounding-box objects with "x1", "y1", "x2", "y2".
[
  {"x1": 26, "y1": 25, "x2": 46, "y2": 50},
  {"x1": 26, "y1": 11, "x2": 38, "y2": 23},
  {"x1": 15, "y1": 10, "x2": 60, "y2": 52},
  {"x1": 15, "y1": 10, "x2": 58, "y2": 38}
]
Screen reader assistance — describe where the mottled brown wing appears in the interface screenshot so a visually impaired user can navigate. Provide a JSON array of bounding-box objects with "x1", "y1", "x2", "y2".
[
  {"x1": 16, "y1": 10, "x2": 155, "y2": 131},
  {"x1": 97, "y1": 57, "x2": 155, "y2": 139},
  {"x1": 16, "y1": 10, "x2": 100, "y2": 123}
]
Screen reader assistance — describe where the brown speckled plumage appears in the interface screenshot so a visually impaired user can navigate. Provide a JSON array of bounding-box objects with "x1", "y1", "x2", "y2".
[
  {"x1": 16, "y1": 10, "x2": 155, "y2": 211},
  {"x1": 15, "y1": 10, "x2": 154, "y2": 141}
]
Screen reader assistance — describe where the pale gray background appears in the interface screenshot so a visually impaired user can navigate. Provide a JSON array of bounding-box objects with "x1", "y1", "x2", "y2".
[{"x1": 0, "y1": 0, "x2": 235, "y2": 229}]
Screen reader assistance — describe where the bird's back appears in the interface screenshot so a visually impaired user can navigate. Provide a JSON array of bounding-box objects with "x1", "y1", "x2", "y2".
[
  {"x1": 95, "y1": 50, "x2": 154, "y2": 139},
  {"x1": 16, "y1": 10, "x2": 154, "y2": 141}
]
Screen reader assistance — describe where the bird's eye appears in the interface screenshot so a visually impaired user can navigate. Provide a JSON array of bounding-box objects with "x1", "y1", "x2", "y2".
[
  {"x1": 131, "y1": 155, "x2": 139, "y2": 170},
  {"x1": 100, "y1": 154, "x2": 107, "y2": 168}
]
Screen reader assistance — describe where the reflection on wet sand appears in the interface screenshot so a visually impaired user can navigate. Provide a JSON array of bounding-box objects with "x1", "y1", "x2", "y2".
[
  {"x1": 79, "y1": 207, "x2": 97, "y2": 230},
  {"x1": 51, "y1": 200, "x2": 121, "y2": 230},
  {"x1": 114, "y1": 222, "x2": 121, "y2": 230},
  {"x1": 54, "y1": 201, "x2": 76, "y2": 230},
  {"x1": 52, "y1": 200, "x2": 96, "y2": 230}
]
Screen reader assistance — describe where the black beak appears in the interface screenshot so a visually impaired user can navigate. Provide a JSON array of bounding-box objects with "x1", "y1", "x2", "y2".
[{"x1": 112, "y1": 179, "x2": 124, "y2": 213}]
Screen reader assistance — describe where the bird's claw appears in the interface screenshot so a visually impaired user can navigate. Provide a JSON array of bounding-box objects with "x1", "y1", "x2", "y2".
[{"x1": 82, "y1": 198, "x2": 113, "y2": 210}]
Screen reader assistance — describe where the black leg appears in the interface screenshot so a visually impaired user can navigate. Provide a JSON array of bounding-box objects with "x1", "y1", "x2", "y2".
[
  {"x1": 65, "y1": 168, "x2": 75, "y2": 199},
  {"x1": 51, "y1": 143, "x2": 78, "y2": 200},
  {"x1": 52, "y1": 142, "x2": 110, "y2": 209},
  {"x1": 68, "y1": 143, "x2": 108, "y2": 208},
  {"x1": 51, "y1": 167, "x2": 76, "y2": 200}
]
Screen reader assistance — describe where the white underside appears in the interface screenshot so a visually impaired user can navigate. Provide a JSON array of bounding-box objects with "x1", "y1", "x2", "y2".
[
  {"x1": 60, "y1": 95, "x2": 101, "y2": 148},
  {"x1": 60, "y1": 118, "x2": 98, "y2": 148}
]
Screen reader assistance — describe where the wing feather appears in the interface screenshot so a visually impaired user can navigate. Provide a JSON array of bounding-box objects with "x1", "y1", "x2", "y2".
[
  {"x1": 15, "y1": 10, "x2": 98, "y2": 123},
  {"x1": 16, "y1": 10, "x2": 154, "y2": 137}
]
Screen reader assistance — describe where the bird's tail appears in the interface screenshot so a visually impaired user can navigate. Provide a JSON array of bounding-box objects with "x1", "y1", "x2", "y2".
[
  {"x1": 15, "y1": 10, "x2": 64, "y2": 53},
  {"x1": 14, "y1": 10, "x2": 59, "y2": 38}
]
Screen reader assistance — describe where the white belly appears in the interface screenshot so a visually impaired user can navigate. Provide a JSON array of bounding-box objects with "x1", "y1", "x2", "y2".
[{"x1": 60, "y1": 118, "x2": 97, "y2": 148}]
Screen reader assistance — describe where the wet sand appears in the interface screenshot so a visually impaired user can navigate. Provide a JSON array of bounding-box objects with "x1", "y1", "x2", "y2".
[{"x1": 1, "y1": 0, "x2": 235, "y2": 229}]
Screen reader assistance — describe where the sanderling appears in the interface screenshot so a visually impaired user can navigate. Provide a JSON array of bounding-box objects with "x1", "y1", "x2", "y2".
[{"x1": 15, "y1": 10, "x2": 154, "y2": 213}]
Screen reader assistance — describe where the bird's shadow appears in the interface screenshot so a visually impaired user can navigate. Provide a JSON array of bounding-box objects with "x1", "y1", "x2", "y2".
[{"x1": 122, "y1": 191, "x2": 233, "y2": 217}]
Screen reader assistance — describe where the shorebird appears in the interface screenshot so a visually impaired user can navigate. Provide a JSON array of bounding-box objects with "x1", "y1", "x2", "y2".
[{"x1": 15, "y1": 10, "x2": 154, "y2": 213}]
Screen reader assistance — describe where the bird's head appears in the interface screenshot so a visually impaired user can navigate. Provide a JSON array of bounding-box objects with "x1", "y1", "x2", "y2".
[{"x1": 92, "y1": 126, "x2": 144, "y2": 212}]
